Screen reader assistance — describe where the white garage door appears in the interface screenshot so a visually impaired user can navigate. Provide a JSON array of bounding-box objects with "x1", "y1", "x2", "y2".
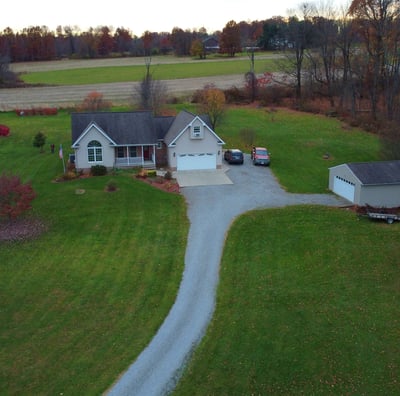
[
  {"x1": 177, "y1": 153, "x2": 216, "y2": 171},
  {"x1": 333, "y1": 176, "x2": 355, "y2": 202}
]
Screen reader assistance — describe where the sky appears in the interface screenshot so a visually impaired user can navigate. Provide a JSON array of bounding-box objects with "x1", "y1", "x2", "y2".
[{"x1": 2, "y1": 0, "x2": 350, "y2": 35}]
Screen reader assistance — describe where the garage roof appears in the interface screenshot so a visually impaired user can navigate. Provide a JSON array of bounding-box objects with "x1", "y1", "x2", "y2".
[{"x1": 348, "y1": 160, "x2": 400, "y2": 185}]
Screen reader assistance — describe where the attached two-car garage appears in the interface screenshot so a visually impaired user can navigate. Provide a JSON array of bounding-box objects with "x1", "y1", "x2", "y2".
[{"x1": 177, "y1": 153, "x2": 216, "y2": 171}]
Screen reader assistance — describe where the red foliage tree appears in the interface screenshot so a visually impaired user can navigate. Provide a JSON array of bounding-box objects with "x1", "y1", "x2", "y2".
[{"x1": 0, "y1": 173, "x2": 36, "y2": 220}]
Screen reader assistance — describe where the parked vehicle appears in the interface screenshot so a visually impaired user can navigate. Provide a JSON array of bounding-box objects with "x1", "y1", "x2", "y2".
[
  {"x1": 224, "y1": 149, "x2": 244, "y2": 164},
  {"x1": 251, "y1": 146, "x2": 270, "y2": 166}
]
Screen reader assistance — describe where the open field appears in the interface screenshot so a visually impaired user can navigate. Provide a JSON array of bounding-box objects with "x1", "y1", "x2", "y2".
[{"x1": 1, "y1": 54, "x2": 279, "y2": 110}]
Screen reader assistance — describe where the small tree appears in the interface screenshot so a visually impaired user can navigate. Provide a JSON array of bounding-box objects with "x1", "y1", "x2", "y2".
[
  {"x1": 190, "y1": 39, "x2": 206, "y2": 59},
  {"x1": 0, "y1": 173, "x2": 36, "y2": 221},
  {"x1": 33, "y1": 132, "x2": 46, "y2": 153},
  {"x1": 134, "y1": 56, "x2": 168, "y2": 115},
  {"x1": 198, "y1": 85, "x2": 226, "y2": 130}
]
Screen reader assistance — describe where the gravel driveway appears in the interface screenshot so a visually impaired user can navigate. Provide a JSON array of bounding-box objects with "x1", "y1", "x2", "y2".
[{"x1": 107, "y1": 155, "x2": 347, "y2": 396}]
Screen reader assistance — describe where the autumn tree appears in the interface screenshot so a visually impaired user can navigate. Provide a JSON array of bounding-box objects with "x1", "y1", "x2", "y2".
[
  {"x1": 97, "y1": 26, "x2": 114, "y2": 56},
  {"x1": 190, "y1": 39, "x2": 206, "y2": 59},
  {"x1": 33, "y1": 132, "x2": 46, "y2": 153},
  {"x1": 198, "y1": 85, "x2": 226, "y2": 130},
  {"x1": 220, "y1": 20, "x2": 241, "y2": 56},
  {"x1": 170, "y1": 27, "x2": 192, "y2": 56},
  {"x1": 0, "y1": 173, "x2": 36, "y2": 221}
]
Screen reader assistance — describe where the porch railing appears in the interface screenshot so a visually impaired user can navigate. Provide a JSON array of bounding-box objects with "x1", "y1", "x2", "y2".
[{"x1": 115, "y1": 157, "x2": 155, "y2": 168}]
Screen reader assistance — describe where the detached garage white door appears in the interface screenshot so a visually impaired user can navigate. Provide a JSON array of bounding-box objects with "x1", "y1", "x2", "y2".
[
  {"x1": 333, "y1": 176, "x2": 355, "y2": 202},
  {"x1": 177, "y1": 153, "x2": 216, "y2": 171}
]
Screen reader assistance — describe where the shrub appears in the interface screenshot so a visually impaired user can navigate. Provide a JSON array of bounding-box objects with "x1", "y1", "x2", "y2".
[
  {"x1": 79, "y1": 91, "x2": 112, "y2": 112},
  {"x1": 106, "y1": 180, "x2": 117, "y2": 192},
  {"x1": 164, "y1": 170, "x2": 173, "y2": 180},
  {"x1": 147, "y1": 170, "x2": 157, "y2": 178},
  {"x1": 33, "y1": 131, "x2": 46, "y2": 153},
  {"x1": 90, "y1": 165, "x2": 107, "y2": 176},
  {"x1": 0, "y1": 173, "x2": 36, "y2": 220},
  {"x1": 137, "y1": 168, "x2": 148, "y2": 178}
]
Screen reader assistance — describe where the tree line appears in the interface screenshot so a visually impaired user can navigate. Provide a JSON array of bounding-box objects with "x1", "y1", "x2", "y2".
[
  {"x1": 0, "y1": 20, "x2": 264, "y2": 62},
  {"x1": 1, "y1": 1, "x2": 400, "y2": 144}
]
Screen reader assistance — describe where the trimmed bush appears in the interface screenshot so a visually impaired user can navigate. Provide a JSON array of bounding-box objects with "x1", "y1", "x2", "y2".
[{"x1": 90, "y1": 165, "x2": 107, "y2": 176}]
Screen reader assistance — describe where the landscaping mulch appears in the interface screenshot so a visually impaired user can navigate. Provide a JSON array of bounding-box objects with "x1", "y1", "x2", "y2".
[
  {"x1": 0, "y1": 217, "x2": 48, "y2": 242},
  {"x1": 137, "y1": 176, "x2": 180, "y2": 194}
]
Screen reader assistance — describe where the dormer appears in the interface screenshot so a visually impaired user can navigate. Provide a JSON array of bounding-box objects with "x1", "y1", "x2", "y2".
[{"x1": 190, "y1": 121, "x2": 204, "y2": 139}]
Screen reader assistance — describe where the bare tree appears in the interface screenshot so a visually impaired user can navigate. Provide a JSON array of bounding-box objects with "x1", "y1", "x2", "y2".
[
  {"x1": 349, "y1": 0, "x2": 400, "y2": 120},
  {"x1": 134, "y1": 55, "x2": 168, "y2": 115}
]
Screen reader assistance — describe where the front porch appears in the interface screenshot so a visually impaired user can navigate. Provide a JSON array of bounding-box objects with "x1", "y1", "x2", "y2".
[
  {"x1": 115, "y1": 157, "x2": 155, "y2": 168},
  {"x1": 114, "y1": 145, "x2": 156, "y2": 169}
]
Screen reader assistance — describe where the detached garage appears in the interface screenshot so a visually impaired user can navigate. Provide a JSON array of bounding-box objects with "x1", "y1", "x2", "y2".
[{"x1": 329, "y1": 160, "x2": 400, "y2": 207}]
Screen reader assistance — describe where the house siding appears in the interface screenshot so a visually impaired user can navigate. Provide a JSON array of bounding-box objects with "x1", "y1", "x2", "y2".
[
  {"x1": 74, "y1": 125, "x2": 115, "y2": 171},
  {"x1": 168, "y1": 122, "x2": 223, "y2": 170}
]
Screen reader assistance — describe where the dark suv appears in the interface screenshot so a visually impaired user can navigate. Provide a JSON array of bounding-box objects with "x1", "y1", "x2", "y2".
[{"x1": 224, "y1": 149, "x2": 244, "y2": 164}]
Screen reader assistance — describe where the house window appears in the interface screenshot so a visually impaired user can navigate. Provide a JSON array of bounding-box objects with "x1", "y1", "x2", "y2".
[
  {"x1": 129, "y1": 147, "x2": 137, "y2": 157},
  {"x1": 117, "y1": 147, "x2": 125, "y2": 158},
  {"x1": 88, "y1": 140, "x2": 102, "y2": 162},
  {"x1": 191, "y1": 125, "x2": 202, "y2": 139}
]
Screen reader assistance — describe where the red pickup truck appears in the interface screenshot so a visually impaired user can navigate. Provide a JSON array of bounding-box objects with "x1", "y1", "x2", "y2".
[{"x1": 251, "y1": 146, "x2": 270, "y2": 166}]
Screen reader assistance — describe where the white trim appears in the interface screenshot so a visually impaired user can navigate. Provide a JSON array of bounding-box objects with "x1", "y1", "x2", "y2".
[
  {"x1": 168, "y1": 116, "x2": 225, "y2": 147},
  {"x1": 72, "y1": 122, "x2": 117, "y2": 148}
]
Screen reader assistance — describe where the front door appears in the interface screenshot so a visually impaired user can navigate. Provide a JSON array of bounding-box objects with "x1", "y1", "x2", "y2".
[{"x1": 143, "y1": 146, "x2": 150, "y2": 160}]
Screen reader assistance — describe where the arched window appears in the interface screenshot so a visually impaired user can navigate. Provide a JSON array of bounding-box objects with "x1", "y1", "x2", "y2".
[{"x1": 87, "y1": 140, "x2": 102, "y2": 162}]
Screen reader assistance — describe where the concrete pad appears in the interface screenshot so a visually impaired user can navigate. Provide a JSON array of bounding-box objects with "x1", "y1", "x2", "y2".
[{"x1": 173, "y1": 169, "x2": 233, "y2": 187}]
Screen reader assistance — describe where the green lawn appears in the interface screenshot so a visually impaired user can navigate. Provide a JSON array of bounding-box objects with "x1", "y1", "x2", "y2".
[
  {"x1": 0, "y1": 105, "x2": 394, "y2": 395},
  {"x1": 218, "y1": 107, "x2": 381, "y2": 193},
  {"x1": 174, "y1": 206, "x2": 400, "y2": 395},
  {"x1": 22, "y1": 58, "x2": 279, "y2": 85},
  {"x1": 0, "y1": 110, "x2": 188, "y2": 394}
]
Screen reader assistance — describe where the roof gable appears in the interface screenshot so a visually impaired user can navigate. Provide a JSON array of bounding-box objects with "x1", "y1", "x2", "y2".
[
  {"x1": 164, "y1": 110, "x2": 224, "y2": 146},
  {"x1": 71, "y1": 111, "x2": 160, "y2": 146},
  {"x1": 72, "y1": 122, "x2": 117, "y2": 148},
  {"x1": 347, "y1": 160, "x2": 400, "y2": 185}
]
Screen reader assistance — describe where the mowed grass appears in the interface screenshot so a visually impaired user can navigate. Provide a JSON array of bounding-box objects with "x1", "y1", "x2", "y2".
[
  {"x1": 218, "y1": 107, "x2": 381, "y2": 193},
  {"x1": 21, "y1": 58, "x2": 278, "y2": 85},
  {"x1": 175, "y1": 206, "x2": 400, "y2": 395},
  {"x1": 0, "y1": 111, "x2": 188, "y2": 394},
  {"x1": 0, "y1": 104, "x2": 393, "y2": 395}
]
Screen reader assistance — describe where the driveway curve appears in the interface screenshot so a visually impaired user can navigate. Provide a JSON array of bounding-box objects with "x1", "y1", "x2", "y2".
[{"x1": 107, "y1": 155, "x2": 347, "y2": 396}]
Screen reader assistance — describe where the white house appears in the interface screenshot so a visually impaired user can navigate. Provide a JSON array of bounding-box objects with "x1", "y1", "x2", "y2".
[{"x1": 71, "y1": 110, "x2": 225, "y2": 172}]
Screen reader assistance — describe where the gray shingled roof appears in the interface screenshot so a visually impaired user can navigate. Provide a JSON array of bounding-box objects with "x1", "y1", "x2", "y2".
[
  {"x1": 72, "y1": 110, "x2": 213, "y2": 147},
  {"x1": 71, "y1": 111, "x2": 174, "y2": 145},
  {"x1": 163, "y1": 110, "x2": 212, "y2": 145},
  {"x1": 348, "y1": 160, "x2": 400, "y2": 185}
]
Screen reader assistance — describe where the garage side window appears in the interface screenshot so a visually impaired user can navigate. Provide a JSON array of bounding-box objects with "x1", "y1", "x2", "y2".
[{"x1": 88, "y1": 140, "x2": 103, "y2": 162}]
